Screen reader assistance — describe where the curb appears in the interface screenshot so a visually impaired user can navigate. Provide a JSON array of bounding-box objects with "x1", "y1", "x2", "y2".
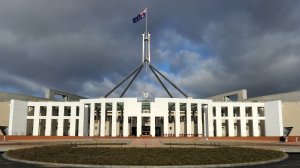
[{"x1": 2, "y1": 152, "x2": 288, "y2": 168}]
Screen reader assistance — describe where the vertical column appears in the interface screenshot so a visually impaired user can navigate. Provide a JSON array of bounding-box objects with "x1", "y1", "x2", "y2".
[
  {"x1": 186, "y1": 103, "x2": 192, "y2": 136},
  {"x1": 45, "y1": 105, "x2": 52, "y2": 136},
  {"x1": 175, "y1": 102, "x2": 180, "y2": 137},
  {"x1": 150, "y1": 115, "x2": 155, "y2": 137},
  {"x1": 57, "y1": 106, "x2": 64, "y2": 136},
  {"x1": 216, "y1": 106, "x2": 222, "y2": 137},
  {"x1": 252, "y1": 105, "x2": 259, "y2": 136},
  {"x1": 111, "y1": 102, "x2": 117, "y2": 137},
  {"x1": 69, "y1": 105, "x2": 76, "y2": 136},
  {"x1": 240, "y1": 104, "x2": 247, "y2": 137},
  {"x1": 32, "y1": 106, "x2": 40, "y2": 136},
  {"x1": 228, "y1": 105, "x2": 234, "y2": 137},
  {"x1": 89, "y1": 103, "x2": 95, "y2": 136},
  {"x1": 83, "y1": 105, "x2": 89, "y2": 136},
  {"x1": 78, "y1": 105, "x2": 85, "y2": 136},
  {"x1": 164, "y1": 115, "x2": 168, "y2": 136},
  {"x1": 197, "y1": 103, "x2": 203, "y2": 136},
  {"x1": 206, "y1": 104, "x2": 214, "y2": 137},
  {"x1": 123, "y1": 115, "x2": 128, "y2": 137},
  {"x1": 100, "y1": 103, "x2": 106, "y2": 137},
  {"x1": 137, "y1": 116, "x2": 142, "y2": 137}
]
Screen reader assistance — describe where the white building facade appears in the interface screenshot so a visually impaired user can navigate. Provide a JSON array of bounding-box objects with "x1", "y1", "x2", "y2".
[{"x1": 8, "y1": 98, "x2": 283, "y2": 137}]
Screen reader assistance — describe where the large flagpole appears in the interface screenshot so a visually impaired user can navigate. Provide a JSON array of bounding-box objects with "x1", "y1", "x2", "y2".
[
  {"x1": 145, "y1": 7, "x2": 148, "y2": 73},
  {"x1": 146, "y1": 7, "x2": 148, "y2": 36}
]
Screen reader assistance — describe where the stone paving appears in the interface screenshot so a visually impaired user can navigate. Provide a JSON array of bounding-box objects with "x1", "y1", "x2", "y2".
[{"x1": 1, "y1": 136, "x2": 300, "y2": 152}]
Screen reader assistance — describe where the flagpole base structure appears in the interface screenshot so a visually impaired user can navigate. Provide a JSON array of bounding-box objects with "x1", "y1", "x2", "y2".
[{"x1": 104, "y1": 9, "x2": 188, "y2": 98}]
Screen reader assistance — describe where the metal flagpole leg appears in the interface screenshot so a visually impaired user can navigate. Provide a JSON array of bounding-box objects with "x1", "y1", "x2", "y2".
[
  {"x1": 150, "y1": 64, "x2": 189, "y2": 98},
  {"x1": 120, "y1": 64, "x2": 144, "y2": 97},
  {"x1": 149, "y1": 65, "x2": 173, "y2": 98},
  {"x1": 105, "y1": 64, "x2": 144, "y2": 98}
]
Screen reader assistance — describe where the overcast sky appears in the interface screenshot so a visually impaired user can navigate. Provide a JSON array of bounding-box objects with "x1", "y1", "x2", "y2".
[{"x1": 0, "y1": 0, "x2": 300, "y2": 99}]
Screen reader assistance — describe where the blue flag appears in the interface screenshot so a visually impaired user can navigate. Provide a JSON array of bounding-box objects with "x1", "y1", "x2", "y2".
[{"x1": 133, "y1": 8, "x2": 147, "y2": 23}]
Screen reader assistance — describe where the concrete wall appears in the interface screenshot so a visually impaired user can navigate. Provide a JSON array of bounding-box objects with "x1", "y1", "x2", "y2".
[
  {"x1": 265, "y1": 101, "x2": 283, "y2": 136},
  {"x1": 0, "y1": 92, "x2": 49, "y2": 102},
  {"x1": 0, "y1": 102, "x2": 10, "y2": 135},
  {"x1": 208, "y1": 89, "x2": 247, "y2": 102},
  {"x1": 282, "y1": 101, "x2": 300, "y2": 136},
  {"x1": 246, "y1": 90, "x2": 300, "y2": 102},
  {"x1": 8, "y1": 100, "x2": 28, "y2": 135},
  {"x1": 45, "y1": 89, "x2": 86, "y2": 101}
]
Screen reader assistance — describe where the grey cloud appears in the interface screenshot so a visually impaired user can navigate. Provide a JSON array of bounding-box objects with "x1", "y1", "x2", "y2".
[{"x1": 0, "y1": 0, "x2": 300, "y2": 99}]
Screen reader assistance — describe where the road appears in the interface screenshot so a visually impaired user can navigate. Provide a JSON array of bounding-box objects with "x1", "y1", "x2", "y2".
[{"x1": 1, "y1": 152, "x2": 300, "y2": 168}]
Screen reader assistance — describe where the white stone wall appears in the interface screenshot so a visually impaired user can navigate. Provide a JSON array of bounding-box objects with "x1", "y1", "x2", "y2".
[
  {"x1": 265, "y1": 100, "x2": 283, "y2": 136},
  {"x1": 8, "y1": 100, "x2": 28, "y2": 135},
  {"x1": 8, "y1": 98, "x2": 283, "y2": 137}
]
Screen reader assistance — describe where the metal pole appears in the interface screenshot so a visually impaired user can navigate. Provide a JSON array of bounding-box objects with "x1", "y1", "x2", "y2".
[
  {"x1": 120, "y1": 64, "x2": 144, "y2": 97},
  {"x1": 150, "y1": 64, "x2": 189, "y2": 98},
  {"x1": 142, "y1": 33, "x2": 145, "y2": 63},
  {"x1": 149, "y1": 65, "x2": 173, "y2": 98},
  {"x1": 104, "y1": 64, "x2": 144, "y2": 98},
  {"x1": 146, "y1": 7, "x2": 148, "y2": 38}
]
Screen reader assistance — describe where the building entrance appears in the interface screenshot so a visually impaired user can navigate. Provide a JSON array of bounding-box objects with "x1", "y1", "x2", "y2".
[
  {"x1": 155, "y1": 127, "x2": 161, "y2": 136},
  {"x1": 131, "y1": 127, "x2": 137, "y2": 136},
  {"x1": 142, "y1": 126, "x2": 150, "y2": 135}
]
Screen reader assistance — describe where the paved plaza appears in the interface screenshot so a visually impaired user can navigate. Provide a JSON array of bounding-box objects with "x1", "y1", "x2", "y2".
[{"x1": 1, "y1": 136, "x2": 300, "y2": 152}]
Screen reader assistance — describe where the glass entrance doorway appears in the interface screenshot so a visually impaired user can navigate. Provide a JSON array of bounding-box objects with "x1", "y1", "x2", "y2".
[{"x1": 142, "y1": 126, "x2": 150, "y2": 135}]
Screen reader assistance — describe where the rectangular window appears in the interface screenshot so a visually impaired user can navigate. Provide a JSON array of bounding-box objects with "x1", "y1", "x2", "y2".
[
  {"x1": 64, "y1": 106, "x2": 71, "y2": 116},
  {"x1": 246, "y1": 107, "x2": 252, "y2": 117},
  {"x1": 233, "y1": 107, "x2": 240, "y2": 117},
  {"x1": 213, "y1": 107, "x2": 216, "y2": 117},
  {"x1": 52, "y1": 106, "x2": 59, "y2": 116},
  {"x1": 258, "y1": 107, "x2": 264, "y2": 117},
  {"x1": 142, "y1": 102, "x2": 150, "y2": 113},
  {"x1": 117, "y1": 102, "x2": 124, "y2": 111},
  {"x1": 106, "y1": 103, "x2": 112, "y2": 111},
  {"x1": 40, "y1": 106, "x2": 47, "y2": 116},
  {"x1": 27, "y1": 106, "x2": 35, "y2": 116},
  {"x1": 76, "y1": 106, "x2": 80, "y2": 116},
  {"x1": 221, "y1": 107, "x2": 228, "y2": 117}
]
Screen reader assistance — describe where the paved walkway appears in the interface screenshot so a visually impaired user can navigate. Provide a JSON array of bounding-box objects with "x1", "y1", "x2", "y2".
[
  {"x1": 1, "y1": 137, "x2": 300, "y2": 168},
  {"x1": 1, "y1": 137, "x2": 300, "y2": 152}
]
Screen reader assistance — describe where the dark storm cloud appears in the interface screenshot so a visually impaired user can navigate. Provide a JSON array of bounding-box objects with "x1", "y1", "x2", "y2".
[{"x1": 0, "y1": 0, "x2": 300, "y2": 98}]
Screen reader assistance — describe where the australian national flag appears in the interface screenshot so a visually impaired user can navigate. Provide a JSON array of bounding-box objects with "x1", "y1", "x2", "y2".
[{"x1": 133, "y1": 8, "x2": 147, "y2": 23}]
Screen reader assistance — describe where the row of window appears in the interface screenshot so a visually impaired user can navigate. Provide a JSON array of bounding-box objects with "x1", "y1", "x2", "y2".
[
  {"x1": 212, "y1": 106, "x2": 265, "y2": 117},
  {"x1": 27, "y1": 106, "x2": 80, "y2": 117}
]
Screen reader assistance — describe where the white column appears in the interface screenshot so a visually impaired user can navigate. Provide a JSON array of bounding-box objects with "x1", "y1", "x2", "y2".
[
  {"x1": 57, "y1": 106, "x2": 64, "y2": 136},
  {"x1": 111, "y1": 102, "x2": 117, "y2": 137},
  {"x1": 197, "y1": 103, "x2": 203, "y2": 136},
  {"x1": 164, "y1": 115, "x2": 168, "y2": 136},
  {"x1": 216, "y1": 106, "x2": 222, "y2": 137},
  {"x1": 186, "y1": 103, "x2": 192, "y2": 136},
  {"x1": 78, "y1": 105, "x2": 85, "y2": 136},
  {"x1": 252, "y1": 106, "x2": 259, "y2": 136},
  {"x1": 137, "y1": 116, "x2": 142, "y2": 137},
  {"x1": 240, "y1": 105, "x2": 247, "y2": 137},
  {"x1": 150, "y1": 115, "x2": 155, "y2": 137},
  {"x1": 228, "y1": 105, "x2": 234, "y2": 137},
  {"x1": 100, "y1": 103, "x2": 106, "y2": 137},
  {"x1": 175, "y1": 102, "x2": 180, "y2": 137},
  {"x1": 123, "y1": 115, "x2": 128, "y2": 137},
  {"x1": 206, "y1": 104, "x2": 214, "y2": 137},
  {"x1": 32, "y1": 106, "x2": 40, "y2": 136},
  {"x1": 89, "y1": 103, "x2": 95, "y2": 136},
  {"x1": 69, "y1": 105, "x2": 76, "y2": 136},
  {"x1": 83, "y1": 105, "x2": 89, "y2": 136},
  {"x1": 45, "y1": 105, "x2": 52, "y2": 136}
]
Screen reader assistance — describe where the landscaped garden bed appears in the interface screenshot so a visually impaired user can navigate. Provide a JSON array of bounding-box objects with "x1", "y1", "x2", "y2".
[{"x1": 6, "y1": 145, "x2": 286, "y2": 166}]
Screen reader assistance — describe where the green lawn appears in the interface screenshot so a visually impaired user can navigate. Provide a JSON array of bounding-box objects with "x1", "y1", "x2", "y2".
[{"x1": 6, "y1": 145, "x2": 285, "y2": 165}]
